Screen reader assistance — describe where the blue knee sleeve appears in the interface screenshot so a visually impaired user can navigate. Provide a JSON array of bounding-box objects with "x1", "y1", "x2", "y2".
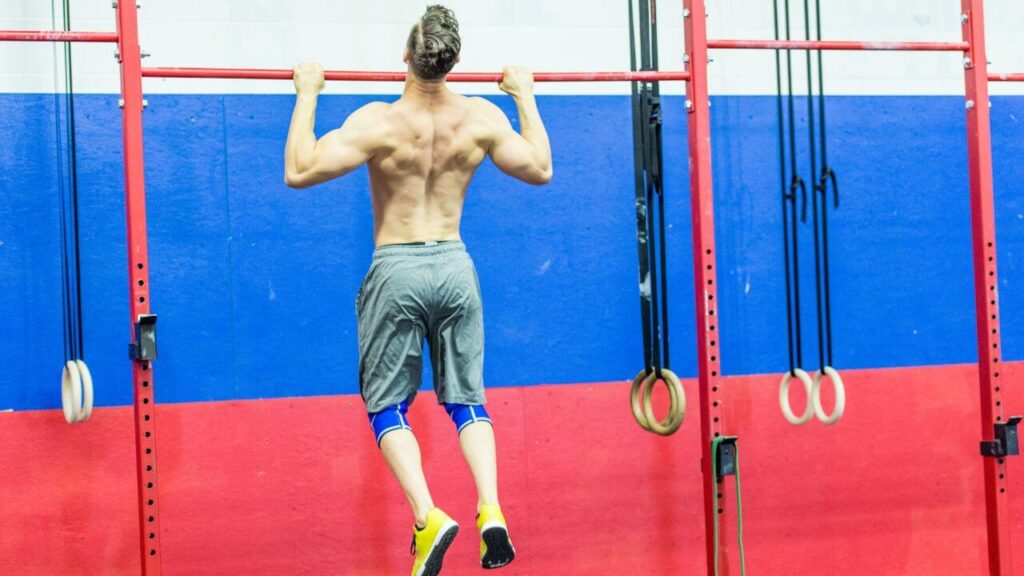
[
  {"x1": 444, "y1": 403, "x2": 492, "y2": 434},
  {"x1": 368, "y1": 401, "x2": 412, "y2": 446}
]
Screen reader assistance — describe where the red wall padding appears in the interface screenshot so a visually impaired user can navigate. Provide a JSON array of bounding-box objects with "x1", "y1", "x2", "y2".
[{"x1": 1, "y1": 363, "x2": 1021, "y2": 575}]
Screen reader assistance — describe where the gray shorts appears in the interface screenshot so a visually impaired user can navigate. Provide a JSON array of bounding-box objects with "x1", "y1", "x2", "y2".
[{"x1": 356, "y1": 241, "x2": 485, "y2": 413}]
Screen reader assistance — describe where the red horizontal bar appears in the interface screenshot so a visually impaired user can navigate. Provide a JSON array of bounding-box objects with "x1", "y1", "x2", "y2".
[
  {"x1": 0, "y1": 30, "x2": 119, "y2": 43},
  {"x1": 708, "y1": 39, "x2": 968, "y2": 51},
  {"x1": 988, "y1": 72, "x2": 1024, "y2": 82},
  {"x1": 141, "y1": 67, "x2": 690, "y2": 82}
]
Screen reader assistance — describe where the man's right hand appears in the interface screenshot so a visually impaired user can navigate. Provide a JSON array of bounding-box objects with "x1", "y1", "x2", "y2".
[
  {"x1": 293, "y1": 62, "x2": 325, "y2": 96},
  {"x1": 499, "y1": 65, "x2": 534, "y2": 99}
]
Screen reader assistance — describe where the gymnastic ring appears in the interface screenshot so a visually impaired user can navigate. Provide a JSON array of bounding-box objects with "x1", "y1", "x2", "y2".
[
  {"x1": 630, "y1": 369, "x2": 654, "y2": 432},
  {"x1": 779, "y1": 368, "x2": 814, "y2": 425},
  {"x1": 641, "y1": 368, "x2": 686, "y2": 436},
  {"x1": 61, "y1": 360, "x2": 83, "y2": 424},
  {"x1": 74, "y1": 359, "x2": 94, "y2": 423},
  {"x1": 811, "y1": 366, "x2": 846, "y2": 425}
]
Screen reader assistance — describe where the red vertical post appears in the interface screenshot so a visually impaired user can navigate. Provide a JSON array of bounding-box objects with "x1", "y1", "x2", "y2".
[
  {"x1": 960, "y1": 2, "x2": 1014, "y2": 574},
  {"x1": 682, "y1": 1, "x2": 732, "y2": 574},
  {"x1": 114, "y1": 0, "x2": 162, "y2": 573}
]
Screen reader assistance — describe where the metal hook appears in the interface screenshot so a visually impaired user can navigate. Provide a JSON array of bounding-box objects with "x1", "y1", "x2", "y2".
[
  {"x1": 791, "y1": 176, "x2": 808, "y2": 223},
  {"x1": 820, "y1": 166, "x2": 839, "y2": 209}
]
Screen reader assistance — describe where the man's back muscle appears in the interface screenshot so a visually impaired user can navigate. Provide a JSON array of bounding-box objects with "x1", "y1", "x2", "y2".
[{"x1": 366, "y1": 93, "x2": 493, "y2": 245}]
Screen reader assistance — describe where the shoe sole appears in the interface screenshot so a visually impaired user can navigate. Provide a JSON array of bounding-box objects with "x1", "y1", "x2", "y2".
[
  {"x1": 419, "y1": 523, "x2": 459, "y2": 576},
  {"x1": 481, "y1": 526, "x2": 515, "y2": 569}
]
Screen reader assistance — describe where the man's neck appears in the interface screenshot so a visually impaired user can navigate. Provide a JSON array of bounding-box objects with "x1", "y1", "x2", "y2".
[{"x1": 403, "y1": 75, "x2": 450, "y2": 100}]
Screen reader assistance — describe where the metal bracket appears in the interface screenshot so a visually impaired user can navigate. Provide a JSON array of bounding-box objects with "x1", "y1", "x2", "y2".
[
  {"x1": 980, "y1": 416, "x2": 1021, "y2": 458},
  {"x1": 644, "y1": 91, "x2": 662, "y2": 127},
  {"x1": 129, "y1": 313, "x2": 158, "y2": 361},
  {"x1": 715, "y1": 436, "x2": 738, "y2": 477},
  {"x1": 640, "y1": 89, "x2": 663, "y2": 190}
]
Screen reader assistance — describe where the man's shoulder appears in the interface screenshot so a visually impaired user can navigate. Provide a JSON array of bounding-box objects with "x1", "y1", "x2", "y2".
[
  {"x1": 464, "y1": 95, "x2": 499, "y2": 111},
  {"x1": 354, "y1": 101, "x2": 392, "y2": 117},
  {"x1": 342, "y1": 101, "x2": 394, "y2": 132},
  {"x1": 461, "y1": 96, "x2": 506, "y2": 124}
]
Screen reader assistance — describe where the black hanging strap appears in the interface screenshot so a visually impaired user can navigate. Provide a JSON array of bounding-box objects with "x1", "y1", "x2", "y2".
[
  {"x1": 812, "y1": 0, "x2": 837, "y2": 367},
  {"x1": 803, "y1": 0, "x2": 837, "y2": 371},
  {"x1": 54, "y1": 0, "x2": 84, "y2": 363},
  {"x1": 649, "y1": 0, "x2": 670, "y2": 370},
  {"x1": 774, "y1": 0, "x2": 805, "y2": 376},
  {"x1": 629, "y1": 0, "x2": 670, "y2": 376},
  {"x1": 629, "y1": 0, "x2": 654, "y2": 373}
]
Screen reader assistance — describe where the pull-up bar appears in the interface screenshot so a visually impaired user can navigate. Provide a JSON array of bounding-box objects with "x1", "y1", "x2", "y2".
[
  {"x1": 0, "y1": 30, "x2": 119, "y2": 43},
  {"x1": 989, "y1": 72, "x2": 1024, "y2": 82},
  {"x1": 141, "y1": 67, "x2": 690, "y2": 83},
  {"x1": 707, "y1": 39, "x2": 969, "y2": 51}
]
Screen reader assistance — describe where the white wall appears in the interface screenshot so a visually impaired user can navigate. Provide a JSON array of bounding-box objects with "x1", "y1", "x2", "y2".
[{"x1": 1, "y1": 0, "x2": 1022, "y2": 95}]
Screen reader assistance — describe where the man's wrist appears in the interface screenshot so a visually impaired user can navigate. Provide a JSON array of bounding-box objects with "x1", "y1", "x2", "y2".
[{"x1": 296, "y1": 92, "x2": 319, "y2": 103}]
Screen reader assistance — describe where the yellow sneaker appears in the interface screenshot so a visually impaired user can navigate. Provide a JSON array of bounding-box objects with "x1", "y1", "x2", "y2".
[
  {"x1": 477, "y1": 504, "x2": 515, "y2": 569},
  {"x1": 411, "y1": 508, "x2": 459, "y2": 576}
]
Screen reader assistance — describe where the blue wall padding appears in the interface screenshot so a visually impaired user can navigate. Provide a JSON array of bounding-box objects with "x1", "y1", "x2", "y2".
[{"x1": 0, "y1": 93, "x2": 1021, "y2": 409}]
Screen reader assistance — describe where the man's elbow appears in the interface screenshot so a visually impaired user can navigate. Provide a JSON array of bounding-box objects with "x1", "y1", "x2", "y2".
[
  {"x1": 284, "y1": 171, "x2": 311, "y2": 189},
  {"x1": 531, "y1": 166, "x2": 553, "y2": 185}
]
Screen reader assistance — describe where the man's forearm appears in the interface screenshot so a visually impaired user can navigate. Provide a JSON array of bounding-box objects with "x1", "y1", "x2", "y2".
[
  {"x1": 513, "y1": 93, "x2": 551, "y2": 172},
  {"x1": 285, "y1": 93, "x2": 318, "y2": 179}
]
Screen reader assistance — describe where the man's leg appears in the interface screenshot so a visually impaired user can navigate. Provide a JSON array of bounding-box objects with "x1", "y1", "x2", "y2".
[
  {"x1": 459, "y1": 424, "x2": 498, "y2": 509},
  {"x1": 369, "y1": 402, "x2": 459, "y2": 576},
  {"x1": 444, "y1": 404, "x2": 499, "y2": 509},
  {"x1": 444, "y1": 403, "x2": 515, "y2": 569},
  {"x1": 379, "y1": 428, "x2": 435, "y2": 527}
]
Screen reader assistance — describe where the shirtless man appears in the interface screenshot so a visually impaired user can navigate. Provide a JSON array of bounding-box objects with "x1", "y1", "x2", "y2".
[{"x1": 283, "y1": 5, "x2": 551, "y2": 575}]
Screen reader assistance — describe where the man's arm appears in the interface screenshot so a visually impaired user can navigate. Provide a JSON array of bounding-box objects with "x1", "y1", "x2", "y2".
[
  {"x1": 484, "y1": 66, "x2": 553, "y2": 185},
  {"x1": 284, "y1": 62, "x2": 385, "y2": 189}
]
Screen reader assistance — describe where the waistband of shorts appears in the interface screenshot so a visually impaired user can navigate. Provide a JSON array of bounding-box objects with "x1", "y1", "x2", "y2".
[{"x1": 373, "y1": 240, "x2": 467, "y2": 259}]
